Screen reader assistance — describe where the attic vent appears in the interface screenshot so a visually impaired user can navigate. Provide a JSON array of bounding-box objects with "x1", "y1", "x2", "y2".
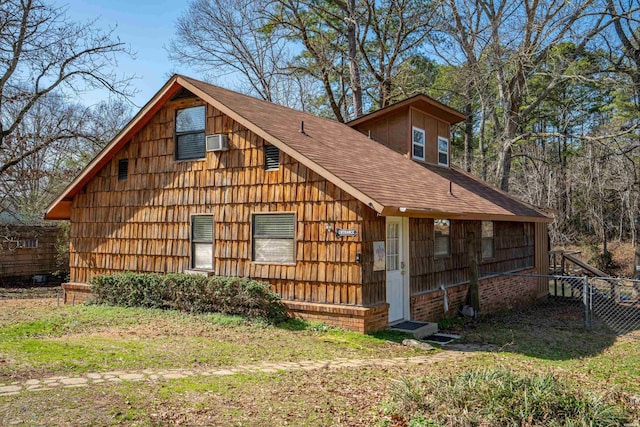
[
  {"x1": 264, "y1": 145, "x2": 280, "y2": 171},
  {"x1": 118, "y1": 159, "x2": 129, "y2": 181},
  {"x1": 206, "y1": 134, "x2": 229, "y2": 151},
  {"x1": 171, "y1": 88, "x2": 197, "y2": 100}
]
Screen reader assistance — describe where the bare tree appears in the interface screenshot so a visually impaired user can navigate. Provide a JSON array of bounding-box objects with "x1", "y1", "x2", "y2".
[
  {"x1": 169, "y1": 0, "x2": 305, "y2": 107},
  {"x1": 0, "y1": 0, "x2": 134, "y2": 178}
]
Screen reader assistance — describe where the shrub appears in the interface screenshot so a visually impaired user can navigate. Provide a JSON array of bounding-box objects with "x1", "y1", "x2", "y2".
[
  {"x1": 89, "y1": 272, "x2": 288, "y2": 324},
  {"x1": 385, "y1": 367, "x2": 631, "y2": 426}
]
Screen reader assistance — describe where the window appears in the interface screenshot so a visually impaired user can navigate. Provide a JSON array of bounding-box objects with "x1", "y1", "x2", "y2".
[
  {"x1": 412, "y1": 127, "x2": 425, "y2": 160},
  {"x1": 264, "y1": 145, "x2": 280, "y2": 171},
  {"x1": 481, "y1": 221, "x2": 494, "y2": 259},
  {"x1": 386, "y1": 222, "x2": 399, "y2": 271},
  {"x1": 192, "y1": 215, "x2": 213, "y2": 269},
  {"x1": 176, "y1": 105, "x2": 206, "y2": 160},
  {"x1": 438, "y1": 136, "x2": 449, "y2": 166},
  {"x1": 434, "y1": 219, "x2": 450, "y2": 256},
  {"x1": 252, "y1": 213, "x2": 295, "y2": 263},
  {"x1": 118, "y1": 159, "x2": 128, "y2": 181}
]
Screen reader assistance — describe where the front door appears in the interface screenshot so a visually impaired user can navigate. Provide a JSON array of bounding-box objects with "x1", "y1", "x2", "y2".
[{"x1": 386, "y1": 217, "x2": 406, "y2": 323}]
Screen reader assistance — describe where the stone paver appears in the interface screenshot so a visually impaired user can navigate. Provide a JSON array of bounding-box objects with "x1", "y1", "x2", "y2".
[{"x1": 0, "y1": 348, "x2": 482, "y2": 397}]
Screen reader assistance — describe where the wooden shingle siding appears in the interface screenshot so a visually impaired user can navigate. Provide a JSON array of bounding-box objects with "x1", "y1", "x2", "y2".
[
  {"x1": 69, "y1": 98, "x2": 368, "y2": 306},
  {"x1": 409, "y1": 218, "x2": 534, "y2": 295}
]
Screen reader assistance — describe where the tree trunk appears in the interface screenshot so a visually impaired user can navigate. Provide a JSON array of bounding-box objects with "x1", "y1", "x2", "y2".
[
  {"x1": 464, "y1": 102, "x2": 473, "y2": 172},
  {"x1": 346, "y1": 0, "x2": 363, "y2": 118},
  {"x1": 466, "y1": 231, "x2": 480, "y2": 316}
]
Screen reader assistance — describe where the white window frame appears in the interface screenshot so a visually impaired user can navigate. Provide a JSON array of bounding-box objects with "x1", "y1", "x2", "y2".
[
  {"x1": 252, "y1": 212, "x2": 296, "y2": 264},
  {"x1": 175, "y1": 105, "x2": 206, "y2": 161},
  {"x1": 438, "y1": 136, "x2": 449, "y2": 166},
  {"x1": 191, "y1": 215, "x2": 214, "y2": 270},
  {"x1": 434, "y1": 219, "x2": 450, "y2": 257},
  {"x1": 412, "y1": 126, "x2": 426, "y2": 161},
  {"x1": 481, "y1": 221, "x2": 494, "y2": 260}
]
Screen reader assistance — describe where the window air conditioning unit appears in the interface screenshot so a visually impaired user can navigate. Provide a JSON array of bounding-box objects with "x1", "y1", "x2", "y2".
[{"x1": 206, "y1": 134, "x2": 229, "y2": 151}]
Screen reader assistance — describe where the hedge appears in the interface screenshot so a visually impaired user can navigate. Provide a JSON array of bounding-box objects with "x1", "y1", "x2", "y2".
[{"x1": 89, "y1": 272, "x2": 289, "y2": 324}]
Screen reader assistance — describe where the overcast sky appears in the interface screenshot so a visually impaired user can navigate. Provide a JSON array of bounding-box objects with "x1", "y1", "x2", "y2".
[{"x1": 64, "y1": 0, "x2": 196, "y2": 107}]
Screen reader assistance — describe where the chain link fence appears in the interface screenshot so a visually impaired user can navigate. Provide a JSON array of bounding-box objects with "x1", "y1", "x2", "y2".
[{"x1": 501, "y1": 272, "x2": 640, "y2": 339}]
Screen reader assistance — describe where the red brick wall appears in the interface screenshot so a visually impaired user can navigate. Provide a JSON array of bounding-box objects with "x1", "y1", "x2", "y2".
[
  {"x1": 282, "y1": 300, "x2": 389, "y2": 333},
  {"x1": 411, "y1": 268, "x2": 538, "y2": 322}
]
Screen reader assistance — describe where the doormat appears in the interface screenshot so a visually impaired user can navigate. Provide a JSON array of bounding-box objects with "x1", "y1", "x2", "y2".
[
  {"x1": 424, "y1": 333, "x2": 460, "y2": 345},
  {"x1": 390, "y1": 321, "x2": 427, "y2": 331}
]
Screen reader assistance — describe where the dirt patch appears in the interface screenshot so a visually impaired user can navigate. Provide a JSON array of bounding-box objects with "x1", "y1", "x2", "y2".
[{"x1": 0, "y1": 298, "x2": 58, "y2": 308}]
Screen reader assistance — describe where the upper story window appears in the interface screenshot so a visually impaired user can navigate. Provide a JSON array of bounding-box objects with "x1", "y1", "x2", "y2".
[
  {"x1": 175, "y1": 105, "x2": 206, "y2": 160},
  {"x1": 434, "y1": 219, "x2": 450, "y2": 257},
  {"x1": 481, "y1": 221, "x2": 494, "y2": 260},
  {"x1": 438, "y1": 136, "x2": 449, "y2": 166},
  {"x1": 264, "y1": 145, "x2": 280, "y2": 171},
  {"x1": 412, "y1": 127, "x2": 425, "y2": 161}
]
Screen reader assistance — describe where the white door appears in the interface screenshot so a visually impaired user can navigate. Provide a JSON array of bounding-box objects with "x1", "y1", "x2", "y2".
[{"x1": 386, "y1": 217, "x2": 406, "y2": 323}]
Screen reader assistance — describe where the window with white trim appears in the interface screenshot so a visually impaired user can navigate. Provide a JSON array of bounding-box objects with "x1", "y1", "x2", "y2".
[
  {"x1": 481, "y1": 221, "x2": 494, "y2": 260},
  {"x1": 412, "y1": 127, "x2": 425, "y2": 160},
  {"x1": 191, "y1": 215, "x2": 213, "y2": 269},
  {"x1": 252, "y1": 213, "x2": 295, "y2": 263},
  {"x1": 434, "y1": 219, "x2": 450, "y2": 256},
  {"x1": 438, "y1": 136, "x2": 449, "y2": 166},
  {"x1": 176, "y1": 105, "x2": 206, "y2": 160}
]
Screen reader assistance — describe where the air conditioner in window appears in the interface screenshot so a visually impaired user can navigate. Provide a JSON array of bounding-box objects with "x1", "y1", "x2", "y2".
[{"x1": 205, "y1": 134, "x2": 229, "y2": 151}]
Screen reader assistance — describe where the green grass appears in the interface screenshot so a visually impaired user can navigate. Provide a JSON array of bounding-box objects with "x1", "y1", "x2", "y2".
[
  {"x1": 383, "y1": 367, "x2": 632, "y2": 426},
  {"x1": 1, "y1": 299, "x2": 639, "y2": 426},
  {"x1": 0, "y1": 303, "x2": 424, "y2": 378}
]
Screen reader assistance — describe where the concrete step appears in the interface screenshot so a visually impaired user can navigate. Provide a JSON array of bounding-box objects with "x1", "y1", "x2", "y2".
[{"x1": 389, "y1": 320, "x2": 438, "y2": 339}]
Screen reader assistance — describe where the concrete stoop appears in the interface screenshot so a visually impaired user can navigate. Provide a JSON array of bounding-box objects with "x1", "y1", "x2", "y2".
[{"x1": 389, "y1": 320, "x2": 438, "y2": 339}]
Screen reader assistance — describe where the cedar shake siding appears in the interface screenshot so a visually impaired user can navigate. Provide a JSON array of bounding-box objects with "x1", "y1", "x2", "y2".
[
  {"x1": 70, "y1": 97, "x2": 369, "y2": 306},
  {"x1": 47, "y1": 75, "x2": 553, "y2": 332}
]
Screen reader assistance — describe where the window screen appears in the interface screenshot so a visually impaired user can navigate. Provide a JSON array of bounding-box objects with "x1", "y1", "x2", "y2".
[
  {"x1": 412, "y1": 127, "x2": 425, "y2": 160},
  {"x1": 264, "y1": 145, "x2": 280, "y2": 170},
  {"x1": 252, "y1": 213, "x2": 295, "y2": 263},
  {"x1": 434, "y1": 219, "x2": 450, "y2": 256},
  {"x1": 118, "y1": 159, "x2": 128, "y2": 181},
  {"x1": 481, "y1": 221, "x2": 494, "y2": 259},
  {"x1": 438, "y1": 137, "x2": 449, "y2": 166},
  {"x1": 176, "y1": 106, "x2": 206, "y2": 160},
  {"x1": 192, "y1": 215, "x2": 213, "y2": 269}
]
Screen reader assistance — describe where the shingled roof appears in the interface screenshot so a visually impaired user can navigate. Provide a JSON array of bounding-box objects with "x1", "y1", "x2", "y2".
[{"x1": 45, "y1": 75, "x2": 551, "y2": 222}]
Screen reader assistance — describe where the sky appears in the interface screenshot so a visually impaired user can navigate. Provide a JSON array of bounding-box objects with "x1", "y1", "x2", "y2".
[{"x1": 63, "y1": 0, "x2": 197, "y2": 108}]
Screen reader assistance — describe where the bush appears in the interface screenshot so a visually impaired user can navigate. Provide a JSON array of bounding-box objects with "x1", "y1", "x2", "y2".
[
  {"x1": 385, "y1": 367, "x2": 631, "y2": 426},
  {"x1": 89, "y1": 272, "x2": 288, "y2": 324}
]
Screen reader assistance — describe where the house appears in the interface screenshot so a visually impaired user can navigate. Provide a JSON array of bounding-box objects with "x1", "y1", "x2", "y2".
[
  {"x1": 0, "y1": 211, "x2": 67, "y2": 285},
  {"x1": 45, "y1": 75, "x2": 552, "y2": 332}
]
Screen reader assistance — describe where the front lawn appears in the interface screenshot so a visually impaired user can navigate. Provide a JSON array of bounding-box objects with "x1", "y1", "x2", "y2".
[{"x1": 1, "y1": 298, "x2": 638, "y2": 426}]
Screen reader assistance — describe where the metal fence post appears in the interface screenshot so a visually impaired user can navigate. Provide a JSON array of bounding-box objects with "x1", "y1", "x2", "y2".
[
  {"x1": 583, "y1": 276, "x2": 589, "y2": 330},
  {"x1": 589, "y1": 278, "x2": 593, "y2": 331}
]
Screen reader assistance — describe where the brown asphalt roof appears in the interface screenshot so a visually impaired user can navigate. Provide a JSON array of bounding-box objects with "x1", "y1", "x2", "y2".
[{"x1": 45, "y1": 75, "x2": 550, "y2": 222}]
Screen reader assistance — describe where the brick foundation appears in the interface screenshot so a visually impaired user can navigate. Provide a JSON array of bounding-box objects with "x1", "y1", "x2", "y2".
[
  {"x1": 283, "y1": 300, "x2": 389, "y2": 333},
  {"x1": 62, "y1": 282, "x2": 94, "y2": 305},
  {"x1": 411, "y1": 268, "x2": 539, "y2": 322}
]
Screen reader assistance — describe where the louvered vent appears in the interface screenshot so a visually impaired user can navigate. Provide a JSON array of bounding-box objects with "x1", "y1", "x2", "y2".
[
  {"x1": 118, "y1": 159, "x2": 129, "y2": 181},
  {"x1": 264, "y1": 145, "x2": 280, "y2": 170}
]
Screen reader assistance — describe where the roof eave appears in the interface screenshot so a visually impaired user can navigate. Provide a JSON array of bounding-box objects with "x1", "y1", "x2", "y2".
[
  {"x1": 380, "y1": 206, "x2": 553, "y2": 223},
  {"x1": 347, "y1": 94, "x2": 467, "y2": 127}
]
